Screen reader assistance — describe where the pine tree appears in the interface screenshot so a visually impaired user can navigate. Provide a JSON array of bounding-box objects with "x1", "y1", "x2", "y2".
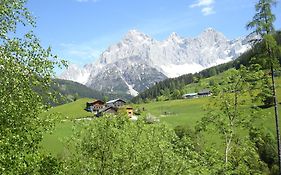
[{"x1": 247, "y1": 0, "x2": 281, "y2": 173}]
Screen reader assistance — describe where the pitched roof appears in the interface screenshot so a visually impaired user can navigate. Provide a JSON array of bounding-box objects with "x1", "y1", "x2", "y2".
[
  {"x1": 99, "y1": 106, "x2": 118, "y2": 113},
  {"x1": 87, "y1": 99, "x2": 105, "y2": 105},
  {"x1": 106, "y1": 98, "x2": 126, "y2": 104},
  {"x1": 182, "y1": 93, "x2": 197, "y2": 96},
  {"x1": 198, "y1": 89, "x2": 211, "y2": 94}
]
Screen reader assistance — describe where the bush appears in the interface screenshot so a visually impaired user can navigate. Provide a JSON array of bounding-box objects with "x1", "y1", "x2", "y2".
[{"x1": 63, "y1": 115, "x2": 188, "y2": 175}]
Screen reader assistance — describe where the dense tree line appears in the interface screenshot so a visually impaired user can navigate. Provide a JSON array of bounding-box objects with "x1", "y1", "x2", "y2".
[
  {"x1": 48, "y1": 79, "x2": 108, "y2": 105},
  {"x1": 53, "y1": 79, "x2": 106, "y2": 100},
  {"x1": 41, "y1": 79, "x2": 133, "y2": 106}
]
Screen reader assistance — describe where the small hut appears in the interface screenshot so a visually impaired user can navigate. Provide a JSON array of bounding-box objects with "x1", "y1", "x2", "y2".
[
  {"x1": 126, "y1": 107, "x2": 134, "y2": 118},
  {"x1": 198, "y1": 89, "x2": 212, "y2": 97},
  {"x1": 182, "y1": 93, "x2": 198, "y2": 99}
]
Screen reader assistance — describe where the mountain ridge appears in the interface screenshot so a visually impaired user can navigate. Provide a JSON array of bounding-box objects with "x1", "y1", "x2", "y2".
[{"x1": 59, "y1": 28, "x2": 253, "y2": 97}]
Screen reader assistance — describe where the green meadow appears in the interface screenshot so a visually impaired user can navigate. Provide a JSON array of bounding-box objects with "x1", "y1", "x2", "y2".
[
  {"x1": 41, "y1": 97, "x2": 209, "y2": 155},
  {"x1": 134, "y1": 98, "x2": 207, "y2": 128},
  {"x1": 41, "y1": 77, "x2": 281, "y2": 156}
]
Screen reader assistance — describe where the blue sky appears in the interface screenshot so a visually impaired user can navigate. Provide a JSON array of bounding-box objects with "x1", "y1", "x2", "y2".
[{"x1": 25, "y1": 0, "x2": 281, "y2": 69}]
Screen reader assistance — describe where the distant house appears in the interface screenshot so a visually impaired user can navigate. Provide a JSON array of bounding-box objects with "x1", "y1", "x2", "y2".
[
  {"x1": 126, "y1": 107, "x2": 134, "y2": 118},
  {"x1": 182, "y1": 93, "x2": 198, "y2": 99},
  {"x1": 96, "y1": 106, "x2": 118, "y2": 117},
  {"x1": 85, "y1": 100, "x2": 105, "y2": 113},
  {"x1": 198, "y1": 89, "x2": 212, "y2": 97},
  {"x1": 85, "y1": 98, "x2": 130, "y2": 118},
  {"x1": 106, "y1": 99, "x2": 126, "y2": 108}
]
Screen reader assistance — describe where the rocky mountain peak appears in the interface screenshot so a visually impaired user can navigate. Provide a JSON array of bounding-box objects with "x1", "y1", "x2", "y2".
[
  {"x1": 123, "y1": 29, "x2": 153, "y2": 43},
  {"x1": 197, "y1": 27, "x2": 228, "y2": 46},
  {"x1": 167, "y1": 32, "x2": 184, "y2": 43},
  {"x1": 59, "y1": 28, "x2": 252, "y2": 97}
]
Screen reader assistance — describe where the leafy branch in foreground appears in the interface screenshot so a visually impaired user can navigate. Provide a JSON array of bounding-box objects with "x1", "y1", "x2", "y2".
[{"x1": 0, "y1": 0, "x2": 65, "y2": 174}]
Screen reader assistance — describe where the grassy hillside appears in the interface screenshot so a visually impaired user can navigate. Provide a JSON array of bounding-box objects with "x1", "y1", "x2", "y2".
[
  {"x1": 42, "y1": 95, "x2": 281, "y2": 156},
  {"x1": 41, "y1": 74, "x2": 281, "y2": 156},
  {"x1": 44, "y1": 98, "x2": 93, "y2": 120},
  {"x1": 41, "y1": 98, "x2": 93, "y2": 155},
  {"x1": 134, "y1": 98, "x2": 207, "y2": 128},
  {"x1": 41, "y1": 121, "x2": 74, "y2": 155},
  {"x1": 41, "y1": 97, "x2": 209, "y2": 155}
]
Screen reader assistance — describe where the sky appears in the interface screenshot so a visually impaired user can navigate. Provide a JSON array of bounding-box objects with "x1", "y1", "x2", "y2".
[{"x1": 25, "y1": 0, "x2": 281, "y2": 71}]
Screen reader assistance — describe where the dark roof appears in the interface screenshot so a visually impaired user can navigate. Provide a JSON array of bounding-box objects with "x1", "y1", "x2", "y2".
[
  {"x1": 198, "y1": 89, "x2": 211, "y2": 94},
  {"x1": 98, "y1": 106, "x2": 118, "y2": 113},
  {"x1": 87, "y1": 100, "x2": 105, "y2": 105},
  {"x1": 106, "y1": 98, "x2": 126, "y2": 104}
]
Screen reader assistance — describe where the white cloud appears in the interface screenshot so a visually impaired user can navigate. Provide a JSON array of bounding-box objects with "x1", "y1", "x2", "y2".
[
  {"x1": 202, "y1": 7, "x2": 215, "y2": 16},
  {"x1": 190, "y1": 0, "x2": 214, "y2": 7},
  {"x1": 190, "y1": 0, "x2": 216, "y2": 16}
]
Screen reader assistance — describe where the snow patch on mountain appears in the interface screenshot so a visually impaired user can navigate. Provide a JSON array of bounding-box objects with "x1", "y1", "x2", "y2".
[
  {"x1": 118, "y1": 66, "x2": 139, "y2": 96},
  {"x1": 60, "y1": 28, "x2": 253, "y2": 96},
  {"x1": 120, "y1": 75, "x2": 139, "y2": 96},
  {"x1": 160, "y1": 63, "x2": 205, "y2": 78}
]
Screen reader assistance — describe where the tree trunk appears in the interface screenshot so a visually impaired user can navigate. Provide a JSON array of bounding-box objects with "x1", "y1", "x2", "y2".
[
  {"x1": 225, "y1": 133, "x2": 232, "y2": 164},
  {"x1": 225, "y1": 138, "x2": 229, "y2": 164},
  {"x1": 270, "y1": 66, "x2": 281, "y2": 174}
]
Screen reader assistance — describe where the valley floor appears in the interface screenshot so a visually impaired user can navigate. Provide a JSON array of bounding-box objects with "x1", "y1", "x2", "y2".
[{"x1": 42, "y1": 92, "x2": 281, "y2": 156}]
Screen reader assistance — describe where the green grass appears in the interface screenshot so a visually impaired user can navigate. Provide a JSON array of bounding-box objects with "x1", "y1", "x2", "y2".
[
  {"x1": 134, "y1": 98, "x2": 208, "y2": 128},
  {"x1": 41, "y1": 97, "x2": 209, "y2": 156},
  {"x1": 41, "y1": 76, "x2": 281, "y2": 156},
  {"x1": 41, "y1": 120, "x2": 74, "y2": 155},
  {"x1": 44, "y1": 98, "x2": 93, "y2": 120},
  {"x1": 41, "y1": 98, "x2": 93, "y2": 156}
]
